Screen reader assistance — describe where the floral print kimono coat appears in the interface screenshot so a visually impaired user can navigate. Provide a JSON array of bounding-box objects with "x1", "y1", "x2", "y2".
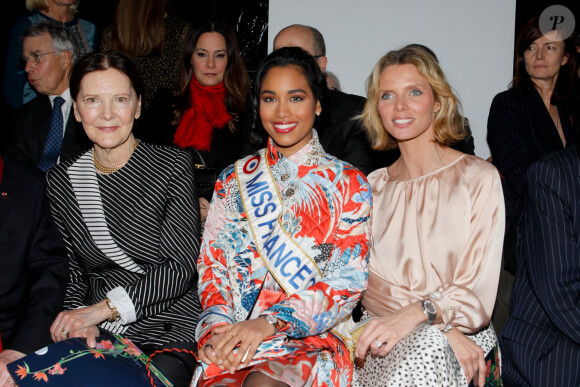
[{"x1": 195, "y1": 134, "x2": 372, "y2": 386}]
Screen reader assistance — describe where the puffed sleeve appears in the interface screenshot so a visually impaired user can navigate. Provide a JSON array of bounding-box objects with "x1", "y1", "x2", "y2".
[
  {"x1": 261, "y1": 169, "x2": 372, "y2": 337},
  {"x1": 433, "y1": 165, "x2": 505, "y2": 333}
]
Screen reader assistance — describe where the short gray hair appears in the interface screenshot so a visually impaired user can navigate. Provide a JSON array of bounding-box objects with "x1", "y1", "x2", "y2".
[{"x1": 23, "y1": 22, "x2": 80, "y2": 65}]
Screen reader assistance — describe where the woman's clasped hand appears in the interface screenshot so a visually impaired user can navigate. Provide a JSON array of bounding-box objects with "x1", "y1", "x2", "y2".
[
  {"x1": 199, "y1": 318, "x2": 277, "y2": 373},
  {"x1": 355, "y1": 302, "x2": 427, "y2": 359},
  {"x1": 49, "y1": 300, "x2": 110, "y2": 347}
]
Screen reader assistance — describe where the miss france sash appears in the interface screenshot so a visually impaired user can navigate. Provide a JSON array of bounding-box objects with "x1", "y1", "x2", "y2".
[{"x1": 235, "y1": 150, "x2": 322, "y2": 295}]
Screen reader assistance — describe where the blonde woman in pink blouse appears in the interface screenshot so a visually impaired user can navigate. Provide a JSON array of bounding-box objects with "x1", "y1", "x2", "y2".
[{"x1": 353, "y1": 45, "x2": 504, "y2": 387}]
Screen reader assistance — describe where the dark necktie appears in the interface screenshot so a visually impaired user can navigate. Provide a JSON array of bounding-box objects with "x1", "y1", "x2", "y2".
[{"x1": 37, "y1": 96, "x2": 66, "y2": 172}]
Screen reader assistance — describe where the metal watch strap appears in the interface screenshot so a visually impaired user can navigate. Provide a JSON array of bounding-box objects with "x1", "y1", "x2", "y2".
[{"x1": 421, "y1": 300, "x2": 437, "y2": 325}]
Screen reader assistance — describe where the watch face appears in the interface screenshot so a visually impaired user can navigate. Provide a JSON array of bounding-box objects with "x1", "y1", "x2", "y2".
[
  {"x1": 265, "y1": 315, "x2": 277, "y2": 325},
  {"x1": 425, "y1": 300, "x2": 437, "y2": 314}
]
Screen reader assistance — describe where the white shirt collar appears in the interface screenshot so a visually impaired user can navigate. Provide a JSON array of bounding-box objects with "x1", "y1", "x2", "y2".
[{"x1": 49, "y1": 88, "x2": 72, "y2": 107}]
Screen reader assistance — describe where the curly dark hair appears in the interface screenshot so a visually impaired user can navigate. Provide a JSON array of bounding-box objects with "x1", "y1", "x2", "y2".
[{"x1": 248, "y1": 46, "x2": 327, "y2": 151}]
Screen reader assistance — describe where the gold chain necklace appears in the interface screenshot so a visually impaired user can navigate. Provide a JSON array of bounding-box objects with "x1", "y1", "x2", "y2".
[{"x1": 93, "y1": 139, "x2": 139, "y2": 174}]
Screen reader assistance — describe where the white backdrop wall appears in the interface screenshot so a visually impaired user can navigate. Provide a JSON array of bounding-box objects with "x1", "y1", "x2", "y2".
[{"x1": 268, "y1": 0, "x2": 517, "y2": 158}]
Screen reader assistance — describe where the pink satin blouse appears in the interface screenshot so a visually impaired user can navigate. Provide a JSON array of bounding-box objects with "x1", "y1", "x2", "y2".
[{"x1": 362, "y1": 154, "x2": 505, "y2": 333}]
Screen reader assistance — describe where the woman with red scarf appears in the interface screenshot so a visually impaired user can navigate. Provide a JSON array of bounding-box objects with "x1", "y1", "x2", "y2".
[{"x1": 173, "y1": 18, "x2": 250, "y2": 221}]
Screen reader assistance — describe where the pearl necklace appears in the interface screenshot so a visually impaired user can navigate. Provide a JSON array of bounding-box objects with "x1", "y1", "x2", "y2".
[{"x1": 93, "y1": 140, "x2": 139, "y2": 174}]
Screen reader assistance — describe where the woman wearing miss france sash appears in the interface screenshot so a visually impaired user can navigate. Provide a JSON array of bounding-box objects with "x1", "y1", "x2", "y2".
[{"x1": 193, "y1": 47, "x2": 372, "y2": 386}]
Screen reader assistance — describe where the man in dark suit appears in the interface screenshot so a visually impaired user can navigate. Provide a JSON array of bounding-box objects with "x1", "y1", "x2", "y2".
[
  {"x1": 500, "y1": 146, "x2": 580, "y2": 386},
  {"x1": 7, "y1": 22, "x2": 90, "y2": 171},
  {"x1": 0, "y1": 154, "x2": 68, "y2": 385},
  {"x1": 273, "y1": 24, "x2": 375, "y2": 174}
]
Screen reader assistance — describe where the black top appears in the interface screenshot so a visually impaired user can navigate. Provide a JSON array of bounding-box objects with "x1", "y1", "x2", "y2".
[
  {"x1": 317, "y1": 89, "x2": 374, "y2": 174},
  {"x1": 487, "y1": 88, "x2": 579, "y2": 222}
]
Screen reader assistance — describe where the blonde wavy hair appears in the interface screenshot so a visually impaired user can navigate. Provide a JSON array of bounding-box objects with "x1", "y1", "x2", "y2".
[
  {"x1": 26, "y1": 0, "x2": 79, "y2": 14},
  {"x1": 360, "y1": 44, "x2": 466, "y2": 150}
]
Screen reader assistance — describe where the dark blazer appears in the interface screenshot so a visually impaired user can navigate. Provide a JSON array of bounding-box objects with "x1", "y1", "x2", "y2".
[
  {"x1": 0, "y1": 155, "x2": 67, "y2": 354},
  {"x1": 487, "y1": 88, "x2": 579, "y2": 224},
  {"x1": 500, "y1": 147, "x2": 580, "y2": 387},
  {"x1": 318, "y1": 89, "x2": 375, "y2": 174},
  {"x1": 7, "y1": 94, "x2": 91, "y2": 169}
]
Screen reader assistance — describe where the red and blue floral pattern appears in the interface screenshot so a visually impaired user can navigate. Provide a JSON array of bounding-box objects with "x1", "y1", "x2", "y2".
[{"x1": 196, "y1": 134, "x2": 371, "y2": 386}]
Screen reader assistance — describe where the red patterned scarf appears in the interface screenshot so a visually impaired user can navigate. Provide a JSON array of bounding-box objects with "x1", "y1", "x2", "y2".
[{"x1": 173, "y1": 77, "x2": 232, "y2": 151}]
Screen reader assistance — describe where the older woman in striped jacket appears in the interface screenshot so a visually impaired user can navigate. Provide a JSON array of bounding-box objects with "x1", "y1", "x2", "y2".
[{"x1": 45, "y1": 50, "x2": 201, "y2": 386}]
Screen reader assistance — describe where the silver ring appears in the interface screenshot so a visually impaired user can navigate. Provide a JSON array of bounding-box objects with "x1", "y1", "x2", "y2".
[
  {"x1": 61, "y1": 329, "x2": 70, "y2": 337},
  {"x1": 204, "y1": 343, "x2": 215, "y2": 350},
  {"x1": 374, "y1": 338, "x2": 383, "y2": 348}
]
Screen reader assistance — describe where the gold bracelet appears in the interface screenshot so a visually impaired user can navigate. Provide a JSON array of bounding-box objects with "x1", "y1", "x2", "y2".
[{"x1": 105, "y1": 298, "x2": 119, "y2": 322}]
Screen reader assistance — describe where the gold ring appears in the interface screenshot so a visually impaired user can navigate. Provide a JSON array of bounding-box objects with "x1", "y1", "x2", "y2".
[{"x1": 228, "y1": 331, "x2": 234, "y2": 338}]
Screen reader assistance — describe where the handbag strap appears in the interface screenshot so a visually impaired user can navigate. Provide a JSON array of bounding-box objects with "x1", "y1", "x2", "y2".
[{"x1": 189, "y1": 147, "x2": 207, "y2": 168}]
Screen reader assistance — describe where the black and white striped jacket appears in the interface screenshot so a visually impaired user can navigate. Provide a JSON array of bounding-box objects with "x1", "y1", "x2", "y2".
[{"x1": 46, "y1": 142, "x2": 201, "y2": 347}]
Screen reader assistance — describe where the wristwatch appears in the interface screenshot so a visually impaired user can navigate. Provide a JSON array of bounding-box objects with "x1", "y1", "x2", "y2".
[
  {"x1": 263, "y1": 315, "x2": 279, "y2": 334},
  {"x1": 421, "y1": 300, "x2": 437, "y2": 325}
]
